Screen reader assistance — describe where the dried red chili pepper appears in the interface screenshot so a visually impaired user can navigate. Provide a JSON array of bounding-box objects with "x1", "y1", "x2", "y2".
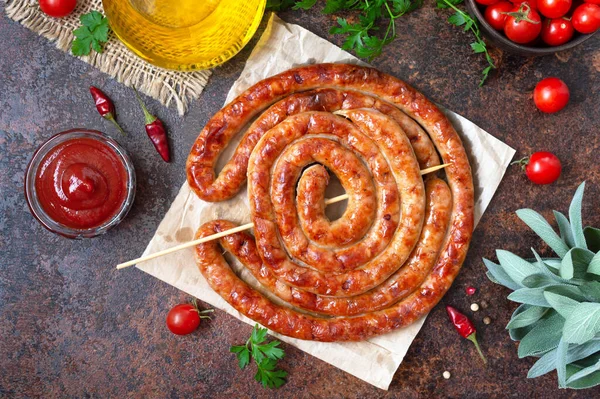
[
  {"x1": 446, "y1": 305, "x2": 487, "y2": 364},
  {"x1": 89, "y1": 86, "x2": 125, "y2": 135},
  {"x1": 134, "y1": 87, "x2": 170, "y2": 162}
]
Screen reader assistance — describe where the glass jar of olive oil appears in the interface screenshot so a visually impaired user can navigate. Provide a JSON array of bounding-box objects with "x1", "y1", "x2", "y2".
[{"x1": 102, "y1": 0, "x2": 266, "y2": 71}]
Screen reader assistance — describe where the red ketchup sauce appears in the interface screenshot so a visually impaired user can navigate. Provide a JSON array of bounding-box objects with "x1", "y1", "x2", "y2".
[{"x1": 34, "y1": 137, "x2": 128, "y2": 229}]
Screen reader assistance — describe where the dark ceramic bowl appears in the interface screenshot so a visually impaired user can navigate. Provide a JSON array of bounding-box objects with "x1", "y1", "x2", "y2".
[{"x1": 465, "y1": 0, "x2": 597, "y2": 56}]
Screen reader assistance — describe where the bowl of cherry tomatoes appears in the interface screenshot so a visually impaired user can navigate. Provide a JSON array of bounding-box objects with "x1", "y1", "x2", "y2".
[{"x1": 466, "y1": 0, "x2": 599, "y2": 55}]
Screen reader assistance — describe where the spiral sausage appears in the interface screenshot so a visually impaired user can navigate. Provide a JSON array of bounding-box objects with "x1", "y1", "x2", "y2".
[{"x1": 188, "y1": 64, "x2": 474, "y2": 342}]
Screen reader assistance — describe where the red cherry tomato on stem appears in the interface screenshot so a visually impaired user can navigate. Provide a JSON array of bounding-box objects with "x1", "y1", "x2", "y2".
[
  {"x1": 572, "y1": 3, "x2": 600, "y2": 34},
  {"x1": 541, "y1": 18, "x2": 574, "y2": 45},
  {"x1": 533, "y1": 77, "x2": 570, "y2": 113},
  {"x1": 504, "y1": 3, "x2": 543, "y2": 43},
  {"x1": 39, "y1": 0, "x2": 77, "y2": 18},
  {"x1": 477, "y1": 0, "x2": 500, "y2": 5},
  {"x1": 166, "y1": 302, "x2": 213, "y2": 335},
  {"x1": 485, "y1": 2, "x2": 514, "y2": 30},
  {"x1": 538, "y1": 0, "x2": 572, "y2": 18},
  {"x1": 515, "y1": 152, "x2": 562, "y2": 185}
]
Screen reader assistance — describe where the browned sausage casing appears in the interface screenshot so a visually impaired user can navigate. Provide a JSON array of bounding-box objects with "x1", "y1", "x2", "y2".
[{"x1": 187, "y1": 63, "x2": 474, "y2": 342}]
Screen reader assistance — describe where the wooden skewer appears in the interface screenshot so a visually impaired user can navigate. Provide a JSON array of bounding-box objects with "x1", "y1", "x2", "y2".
[{"x1": 116, "y1": 163, "x2": 450, "y2": 270}]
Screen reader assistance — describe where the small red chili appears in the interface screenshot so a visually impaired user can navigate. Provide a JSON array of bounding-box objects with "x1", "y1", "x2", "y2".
[
  {"x1": 446, "y1": 305, "x2": 487, "y2": 364},
  {"x1": 466, "y1": 286, "x2": 476, "y2": 296},
  {"x1": 89, "y1": 86, "x2": 125, "y2": 135},
  {"x1": 134, "y1": 87, "x2": 170, "y2": 162}
]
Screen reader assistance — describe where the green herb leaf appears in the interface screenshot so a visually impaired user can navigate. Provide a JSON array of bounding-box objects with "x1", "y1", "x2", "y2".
[
  {"x1": 563, "y1": 303, "x2": 600, "y2": 345},
  {"x1": 517, "y1": 311, "x2": 564, "y2": 358},
  {"x1": 292, "y1": 0, "x2": 318, "y2": 10},
  {"x1": 232, "y1": 324, "x2": 287, "y2": 389},
  {"x1": 266, "y1": 0, "x2": 296, "y2": 11},
  {"x1": 447, "y1": 11, "x2": 467, "y2": 26},
  {"x1": 522, "y1": 273, "x2": 559, "y2": 288},
  {"x1": 580, "y1": 282, "x2": 600, "y2": 302},
  {"x1": 560, "y1": 248, "x2": 595, "y2": 280},
  {"x1": 587, "y1": 252, "x2": 600, "y2": 276},
  {"x1": 544, "y1": 285, "x2": 587, "y2": 302},
  {"x1": 508, "y1": 287, "x2": 552, "y2": 307},
  {"x1": 566, "y1": 358, "x2": 600, "y2": 385},
  {"x1": 528, "y1": 338, "x2": 600, "y2": 378},
  {"x1": 544, "y1": 291, "x2": 580, "y2": 319},
  {"x1": 569, "y1": 182, "x2": 587, "y2": 249},
  {"x1": 506, "y1": 306, "x2": 547, "y2": 329},
  {"x1": 516, "y1": 209, "x2": 570, "y2": 258},
  {"x1": 497, "y1": 250, "x2": 540, "y2": 286},
  {"x1": 483, "y1": 258, "x2": 521, "y2": 290},
  {"x1": 470, "y1": 42, "x2": 486, "y2": 53},
  {"x1": 584, "y1": 227, "x2": 600, "y2": 253},
  {"x1": 554, "y1": 211, "x2": 576, "y2": 249},
  {"x1": 556, "y1": 338, "x2": 569, "y2": 388},
  {"x1": 71, "y1": 11, "x2": 110, "y2": 56}
]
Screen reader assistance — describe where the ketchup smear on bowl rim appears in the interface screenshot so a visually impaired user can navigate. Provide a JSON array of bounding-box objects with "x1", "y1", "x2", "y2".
[{"x1": 25, "y1": 129, "x2": 135, "y2": 238}]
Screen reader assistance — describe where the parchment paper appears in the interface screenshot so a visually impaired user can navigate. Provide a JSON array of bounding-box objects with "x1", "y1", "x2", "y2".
[{"x1": 136, "y1": 14, "x2": 516, "y2": 390}]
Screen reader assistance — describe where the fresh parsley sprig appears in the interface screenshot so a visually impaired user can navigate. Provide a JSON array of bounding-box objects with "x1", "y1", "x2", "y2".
[
  {"x1": 71, "y1": 11, "x2": 110, "y2": 56},
  {"x1": 436, "y1": 0, "x2": 496, "y2": 86},
  {"x1": 230, "y1": 324, "x2": 287, "y2": 389},
  {"x1": 268, "y1": 0, "x2": 423, "y2": 61}
]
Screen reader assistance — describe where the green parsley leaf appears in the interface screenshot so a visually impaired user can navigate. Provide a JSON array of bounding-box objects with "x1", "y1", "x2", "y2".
[
  {"x1": 230, "y1": 324, "x2": 288, "y2": 389},
  {"x1": 71, "y1": 11, "x2": 110, "y2": 56},
  {"x1": 447, "y1": 11, "x2": 467, "y2": 27},
  {"x1": 470, "y1": 41, "x2": 486, "y2": 53},
  {"x1": 293, "y1": 0, "x2": 318, "y2": 10},
  {"x1": 266, "y1": 0, "x2": 296, "y2": 11}
]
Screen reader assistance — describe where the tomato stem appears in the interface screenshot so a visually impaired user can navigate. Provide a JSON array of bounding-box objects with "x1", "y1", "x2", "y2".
[
  {"x1": 502, "y1": 3, "x2": 540, "y2": 24},
  {"x1": 510, "y1": 156, "x2": 530, "y2": 170}
]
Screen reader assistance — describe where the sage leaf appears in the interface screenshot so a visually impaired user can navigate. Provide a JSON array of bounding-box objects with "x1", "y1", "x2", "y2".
[
  {"x1": 509, "y1": 304, "x2": 535, "y2": 341},
  {"x1": 588, "y1": 252, "x2": 600, "y2": 276},
  {"x1": 569, "y1": 182, "x2": 587, "y2": 249},
  {"x1": 566, "y1": 359, "x2": 600, "y2": 385},
  {"x1": 544, "y1": 285, "x2": 587, "y2": 302},
  {"x1": 508, "y1": 287, "x2": 551, "y2": 307},
  {"x1": 554, "y1": 210, "x2": 575, "y2": 249},
  {"x1": 506, "y1": 306, "x2": 547, "y2": 329},
  {"x1": 522, "y1": 273, "x2": 560, "y2": 288},
  {"x1": 531, "y1": 249, "x2": 572, "y2": 284},
  {"x1": 497, "y1": 250, "x2": 539, "y2": 285},
  {"x1": 518, "y1": 311, "x2": 564, "y2": 358},
  {"x1": 563, "y1": 302, "x2": 600, "y2": 344},
  {"x1": 483, "y1": 258, "x2": 521, "y2": 290},
  {"x1": 580, "y1": 281, "x2": 600, "y2": 302},
  {"x1": 516, "y1": 208, "x2": 570, "y2": 258},
  {"x1": 544, "y1": 258, "x2": 563, "y2": 271},
  {"x1": 584, "y1": 227, "x2": 600, "y2": 253},
  {"x1": 528, "y1": 338, "x2": 600, "y2": 378},
  {"x1": 544, "y1": 291, "x2": 579, "y2": 320},
  {"x1": 560, "y1": 248, "x2": 595, "y2": 280},
  {"x1": 556, "y1": 338, "x2": 569, "y2": 388}
]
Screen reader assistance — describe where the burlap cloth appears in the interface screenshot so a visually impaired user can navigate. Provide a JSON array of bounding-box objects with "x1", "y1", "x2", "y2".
[{"x1": 5, "y1": 0, "x2": 211, "y2": 115}]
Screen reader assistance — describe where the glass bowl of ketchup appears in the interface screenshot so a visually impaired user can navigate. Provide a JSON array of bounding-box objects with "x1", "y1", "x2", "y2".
[{"x1": 25, "y1": 129, "x2": 136, "y2": 239}]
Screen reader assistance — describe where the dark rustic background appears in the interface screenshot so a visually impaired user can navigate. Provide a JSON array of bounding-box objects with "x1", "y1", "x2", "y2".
[{"x1": 1, "y1": 2, "x2": 599, "y2": 398}]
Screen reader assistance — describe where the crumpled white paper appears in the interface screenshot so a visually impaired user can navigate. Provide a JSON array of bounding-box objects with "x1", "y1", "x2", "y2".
[{"x1": 137, "y1": 14, "x2": 516, "y2": 390}]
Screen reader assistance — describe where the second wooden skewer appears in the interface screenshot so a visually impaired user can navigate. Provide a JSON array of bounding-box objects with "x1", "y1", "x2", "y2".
[{"x1": 116, "y1": 163, "x2": 450, "y2": 270}]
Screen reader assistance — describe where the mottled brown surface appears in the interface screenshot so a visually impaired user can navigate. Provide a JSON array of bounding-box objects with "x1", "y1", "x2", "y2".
[{"x1": 1, "y1": 2, "x2": 599, "y2": 398}]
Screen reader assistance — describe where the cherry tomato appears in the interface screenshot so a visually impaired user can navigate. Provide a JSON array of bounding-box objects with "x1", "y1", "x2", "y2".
[
  {"x1": 533, "y1": 77, "x2": 570, "y2": 113},
  {"x1": 504, "y1": 3, "x2": 543, "y2": 43},
  {"x1": 485, "y1": 2, "x2": 514, "y2": 30},
  {"x1": 511, "y1": 0, "x2": 538, "y2": 10},
  {"x1": 39, "y1": 0, "x2": 77, "y2": 18},
  {"x1": 541, "y1": 18, "x2": 574, "y2": 45},
  {"x1": 572, "y1": 3, "x2": 600, "y2": 34},
  {"x1": 166, "y1": 302, "x2": 213, "y2": 335},
  {"x1": 584, "y1": 0, "x2": 600, "y2": 5},
  {"x1": 524, "y1": 152, "x2": 562, "y2": 184},
  {"x1": 477, "y1": 0, "x2": 500, "y2": 5},
  {"x1": 538, "y1": 0, "x2": 572, "y2": 18}
]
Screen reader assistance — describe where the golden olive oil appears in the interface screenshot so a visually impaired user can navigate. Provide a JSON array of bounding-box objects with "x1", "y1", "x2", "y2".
[{"x1": 102, "y1": 0, "x2": 266, "y2": 71}]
